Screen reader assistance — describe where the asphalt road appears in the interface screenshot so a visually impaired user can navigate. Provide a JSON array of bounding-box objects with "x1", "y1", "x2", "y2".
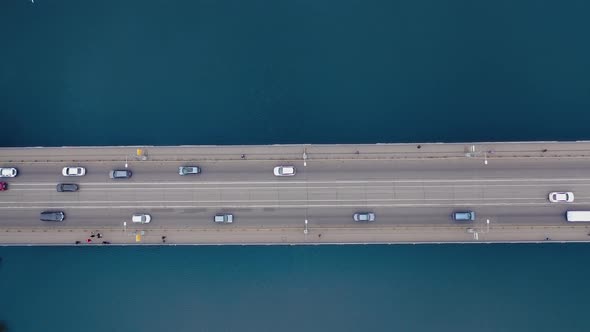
[{"x1": 1, "y1": 157, "x2": 588, "y2": 231}]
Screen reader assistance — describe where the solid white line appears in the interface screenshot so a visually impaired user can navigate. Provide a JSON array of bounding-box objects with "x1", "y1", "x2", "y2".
[
  {"x1": 0, "y1": 202, "x2": 572, "y2": 209},
  {"x1": 11, "y1": 177, "x2": 590, "y2": 186},
  {"x1": 11, "y1": 182, "x2": 590, "y2": 191},
  {"x1": 0, "y1": 197, "x2": 568, "y2": 204}
]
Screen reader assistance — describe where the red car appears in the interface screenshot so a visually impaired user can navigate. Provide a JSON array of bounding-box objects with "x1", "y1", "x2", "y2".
[{"x1": 0, "y1": 182, "x2": 7, "y2": 191}]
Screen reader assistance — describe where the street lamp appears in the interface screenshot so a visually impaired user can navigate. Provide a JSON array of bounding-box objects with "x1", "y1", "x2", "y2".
[
  {"x1": 484, "y1": 151, "x2": 488, "y2": 165},
  {"x1": 467, "y1": 218, "x2": 491, "y2": 240},
  {"x1": 123, "y1": 221, "x2": 127, "y2": 234},
  {"x1": 303, "y1": 148, "x2": 308, "y2": 167},
  {"x1": 304, "y1": 219, "x2": 308, "y2": 235},
  {"x1": 125, "y1": 155, "x2": 128, "y2": 168}
]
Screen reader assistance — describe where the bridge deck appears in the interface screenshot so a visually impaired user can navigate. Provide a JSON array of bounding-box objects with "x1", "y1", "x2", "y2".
[{"x1": 2, "y1": 142, "x2": 590, "y2": 245}]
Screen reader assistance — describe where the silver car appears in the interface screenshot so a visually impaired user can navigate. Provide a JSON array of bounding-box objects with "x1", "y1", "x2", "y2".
[
  {"x1": 110, "y1": 169, "x2": 132, "y2": 179},
  {"x1": 40, "y1": 211, "x2": 65, "y2": 222},
  {"x1": 353, "y1": 212, "x2": 376, "y2": 222},
  {"x1": 214, "y1": 214, "x2": 233, "y2": 224},
  {"x1": 179, "y1": 166, "x2": 201, "y2": 176},
  {"x1": 453, "y1": 211, "x2": 476, "y2": 221}
]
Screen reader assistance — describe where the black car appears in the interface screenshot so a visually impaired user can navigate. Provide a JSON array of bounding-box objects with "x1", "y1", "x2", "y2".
[
  {"x1": 40, "y1": 211, "x2": 65, "y2": 222},
  {"x1": 56, "y1": 183, "x2": 79, "y2": 192},
  {"x1": 109, "y1": 169, "x2": 132, "y2": 179}
]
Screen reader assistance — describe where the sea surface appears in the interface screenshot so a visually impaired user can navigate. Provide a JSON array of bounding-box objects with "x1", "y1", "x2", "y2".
[
  {"x1": 2, "y1": 0, "x2": 590, "y2": 331},
  {"x1": 2, "y1": 244, "x2": 590, "y2": 332},
  {"x1": 1, "y1": 0, "x2": 590, "y2": 146}
]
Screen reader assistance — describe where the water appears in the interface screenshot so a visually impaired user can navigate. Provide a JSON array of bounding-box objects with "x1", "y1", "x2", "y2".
[
  {"x1": 1, "y1": 244, "x2": 590, "y2": 332},
  {"x1": 1, "y1": 0, "x2": 590, "y2": 146},
  {"x1": 2, "y1": 1, "x2": 590, "y2": 331}
]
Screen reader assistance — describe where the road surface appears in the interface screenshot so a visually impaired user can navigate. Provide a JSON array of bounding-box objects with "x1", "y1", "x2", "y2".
[{"x1": 1, "y1": 142, "x2": 590, "y2": 245}]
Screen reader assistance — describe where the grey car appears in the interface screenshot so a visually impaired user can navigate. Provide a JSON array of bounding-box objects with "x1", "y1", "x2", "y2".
[
  {"x1": 353, "y1": 212, "x2": 376, "y2": 222},
  {"x1": 40, "y1": 211, "x2": 65, "y2": 222},
  {"x1": 179, "y1": 166, "x2": 201, "y2": 176},
  {"x1": 453, "y1": 211, "x2": 476, "y2": 221},
  {"x1": 56, "y1": 183, "x2": 79, "y2": 192},
  {"x1": 109, "y1": 169, "x2": 132, "y2": 179}
]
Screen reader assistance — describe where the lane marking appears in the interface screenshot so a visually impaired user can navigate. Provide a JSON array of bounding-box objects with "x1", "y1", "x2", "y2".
[
  {"x1": 12, "y1": 182, "x2": 590, "y2": 191},
  {"x1": 11, "y1": 177, "x2": 590, "y2": 186},
  {"x1": 0, "y1": 197, "x2": 583, "y2": 204},
  {"x1": 0, "y1": 201, "x2": 578, "y2": 209}
]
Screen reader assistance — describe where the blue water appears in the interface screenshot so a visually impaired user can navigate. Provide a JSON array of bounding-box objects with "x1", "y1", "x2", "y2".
[
  {"x1": 2, "y1": 0, "x2": 590, "y2": 331},
  {"x1": 1, "y1": 245, "x2": 590, "y2": 332},
  {"x1": 1, "y1": 0, "x2": 590, "y2": 146}
]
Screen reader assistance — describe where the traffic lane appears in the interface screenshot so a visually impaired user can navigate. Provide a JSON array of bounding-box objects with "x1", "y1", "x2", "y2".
[
  {"x1": 7, "y1": 158, "x2": 590, "y2": 183},
  {"x1": 0, "y1": 205, "x2": 578, "y2": 228},
  {"x1": 5, "y1": 179, "x2": 589, "y2": 207},
  {"x1": 7, "y1": 178, "x2": 590, "y2": 197},
  {"x1": 0, "y1": 161, "x2": 299, "y2": 183},
  {"x1": 2, "y1": 191, "x2": 587, "y2": 214}
]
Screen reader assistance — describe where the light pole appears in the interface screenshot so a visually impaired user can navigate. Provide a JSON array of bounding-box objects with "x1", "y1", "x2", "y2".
[
  {"x1": 467, "y1": 218, "x2": 490, "y2": 240},
  {"x1": 466, "y1": 145, "x2": 489, "y2": 165},
  {"x1": 303, "y1": 148, "x2": 308, "y2": 167},
  {"x1": 304, "y1": 219, "x2": 308, "y2": 235},
  {"x1": 125, "y1": 155, "x2": 128, "y2": 168},
  {"x1": 123, "y1": 221, "x2": 127, "y2": 234}
]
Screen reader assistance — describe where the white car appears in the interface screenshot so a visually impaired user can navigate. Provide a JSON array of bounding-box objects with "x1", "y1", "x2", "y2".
[
  {"x1": 549, "y1": 192, "x2": 574, "y2": 203},
  {"x1": 0, "y1": 167, "x2": 18, "y2": 178},
  {"x1": 132, "y1": 214, "x2": 152, "y2": 224},
  {"x1": 62, "y1": 167, "x2": 86, "y2": 177},
  {"x1": 273, "y1": 166, "x2": 296, "y2": 177}
]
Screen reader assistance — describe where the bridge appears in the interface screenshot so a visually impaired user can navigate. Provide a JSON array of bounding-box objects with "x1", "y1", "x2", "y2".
[{"x1": 1, "y1": 142, "x2": 590, "y2": 245}]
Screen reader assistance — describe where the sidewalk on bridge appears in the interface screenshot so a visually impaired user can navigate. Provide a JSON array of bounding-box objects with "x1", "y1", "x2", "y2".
[
  {"x1": 2, "y1": 141, "x2": 590, "y2": 164},
  {"x1": 2, "y1": 225, "x2": 589, "y2": 246}
]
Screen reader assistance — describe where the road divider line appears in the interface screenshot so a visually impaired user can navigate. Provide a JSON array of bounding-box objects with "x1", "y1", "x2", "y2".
[{"x1": 0, "y1": 202, "x2": 579, "y2": 209}]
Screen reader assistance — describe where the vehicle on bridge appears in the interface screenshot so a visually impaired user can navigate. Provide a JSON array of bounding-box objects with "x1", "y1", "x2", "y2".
[
  {"x1": 566, "y1": 211, "x2": 590, "y2": 222},
  {"x1": 0, "y1": 167, "x2": 17, "y2": 178},
  {"x1": 274, "y1": 166, "x2": 296, "y2": 177},
  {"x1": 453, "y1": 211, "x2": 475, "y2": 221},
  {"x1": 214, "y1": 214, "x2": 233, "y2": 223},
  {"x1": 549, "y1": 192, "x2": 574, "y2": 203},
  {"x1": 40, "y1": 211, "x2": 65, "y2": 222},
  {"x1": 132, "y1": 214, "x2": 151, "y2": 224},
  {"x1": 0, "y1": 182, "x2": 7, "y2": 191},
  {"x1": 62, "y1": 166, "x2": 86, "y2": 177},
  {"x1": 110, "y1": 169, "x2": 132, "y2": 179},
  {"x1": 178, "y1": 166, "x2": 201, "y2": 176},
  {"x1": 353, "y1": 212, "x2": 375, "y2": 222},
  {"x1": 56, "y1": 183, "x2": 79, "y2": 192}
]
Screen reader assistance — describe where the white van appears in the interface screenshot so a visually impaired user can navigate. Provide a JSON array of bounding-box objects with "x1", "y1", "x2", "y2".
[{"x1": 566, "y1": 211, "x2": 590, "y2": 222}]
